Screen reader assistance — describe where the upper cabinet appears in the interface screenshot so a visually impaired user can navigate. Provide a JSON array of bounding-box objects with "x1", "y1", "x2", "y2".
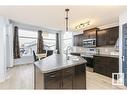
[
  {"x1": 73, "y1": 34, "x2": 83, "y2": 46},
  {"x1": 97, "y1": 26, "x2": 119, "y2": 47},
  {"x1": 83, "y1": 28, "x2": 99, "y2": 39},
  {"x1": 73, "y1": 26, "x2": 119, "y2": 47}
]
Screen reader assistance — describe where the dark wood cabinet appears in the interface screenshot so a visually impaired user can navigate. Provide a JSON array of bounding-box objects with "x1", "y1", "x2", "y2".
[
  {"x1": 44, "y1": 64, "x2": 86, "y2": 89},
  {"x1": 73, "y1": 34, "x2": 83, "y2": 46},
  {"x1": 62, "y1": 67, "x2": 74, "y2": 89},
  {"x1": 97, "y1": 26, "x2": 119, "y2": 46},
  {"x1": 83, "y1": 28, "x2": 98, "y2": 39},
  {"x1": 44, "y1": 70, "x2": 62, "y2": 89},
  {"x1": 97, "y1": 30, "x2": 107, "y2": 46},
  {"x1": 94, "y1": 55, "x2": 119, "y2": 78},
  {"x1": 73, "y1": 28, "x2": 98, "y2": 47},
  {"x1": 73, "y1": 64, "x2": 86, "y2": 89},
  {"x1": 73, "y1": 26, "x2": 119, "y2": 47}
]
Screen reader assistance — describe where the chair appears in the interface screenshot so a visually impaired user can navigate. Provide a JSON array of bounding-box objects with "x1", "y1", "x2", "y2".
[
  {"x1": 42, "y1": 50, "x2": 47, "y2": 53},
  {"x1": 36, "y1": 50, "x2": 47, "y2": 60},
  {"x1": 33, "y1": 51, "x2": 39, "y2": 61},
  {"x1": 47, "y1": 50, "x2": 53, "y2": 57}
]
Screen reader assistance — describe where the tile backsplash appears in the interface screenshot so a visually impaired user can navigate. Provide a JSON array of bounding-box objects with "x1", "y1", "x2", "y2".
[
  {"x1": 96, "y1": 46, "x2": 119, "y2": 55},
  {"x1": 72, "y1": 46, "x2": 119, "y2": 55}
]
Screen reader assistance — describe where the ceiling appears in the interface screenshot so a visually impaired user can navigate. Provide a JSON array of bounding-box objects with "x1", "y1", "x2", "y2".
[{"x1": 0, "y1": 6, "x2": 127, "y2": 31}]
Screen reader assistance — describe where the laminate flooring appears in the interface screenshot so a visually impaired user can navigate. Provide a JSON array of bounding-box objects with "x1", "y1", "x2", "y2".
[{"x1": 0, "y1": 64, "x2": 126, "y2": 90}]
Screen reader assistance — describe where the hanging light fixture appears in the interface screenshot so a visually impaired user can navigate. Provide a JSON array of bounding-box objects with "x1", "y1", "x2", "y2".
[
  {"x1": 75, "y1": 21, "x2": 90, "y2": 30},
  {"x1": 65, "y1": 8, "x2": 69, "y2": 31}
]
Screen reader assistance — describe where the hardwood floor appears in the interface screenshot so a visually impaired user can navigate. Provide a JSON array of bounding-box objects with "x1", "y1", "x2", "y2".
[
  {"x1": 0, "y1": 64, "x2": 34, "y2": 89},
  {"x1": 0, "y1": 64, "x2": 126, "y2": 89},
  {"x1": 86, "y1": 69, "x2": 127, "y2": 89}
]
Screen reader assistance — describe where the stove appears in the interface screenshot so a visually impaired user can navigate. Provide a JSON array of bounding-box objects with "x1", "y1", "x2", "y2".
[
  {"x1": 81, "y1": 48, "x2": 96, "y2": 58},
  {"x1": 81, "y1": 48, "x2": 97, "y2": 68}
]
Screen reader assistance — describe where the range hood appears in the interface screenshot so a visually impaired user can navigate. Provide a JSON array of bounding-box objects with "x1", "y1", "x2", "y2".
[{"x1": 114, "y1": 38, "x2": 119, "y2": 51}]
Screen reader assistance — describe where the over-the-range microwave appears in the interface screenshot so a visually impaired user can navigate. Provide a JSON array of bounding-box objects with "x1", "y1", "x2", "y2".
[{"x1": 83, "y1": 38, "x2": 96, "y2": 48}]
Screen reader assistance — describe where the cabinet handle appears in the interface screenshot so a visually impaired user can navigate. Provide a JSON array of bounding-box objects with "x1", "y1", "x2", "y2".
[
  {"x1": 65, "y1": 71, "x2": 71, "y2": 73},
  {"x1": 50, "y1": 75, "x2": 56, "y2": 78}
]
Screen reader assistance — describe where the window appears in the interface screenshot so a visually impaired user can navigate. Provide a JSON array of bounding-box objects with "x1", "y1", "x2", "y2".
[
  {"x1": 19, "y1": 29, "x2": 37, "y2": 56},
  {"x1": 19, "y1": 29, "x2": 56, "y2": 57},
  {"x1": 62, "y1": 32, "x2": 73, "y2": 51},
  {"x1": 42, "y1": 32, "x2": 56, "y2": 50}
]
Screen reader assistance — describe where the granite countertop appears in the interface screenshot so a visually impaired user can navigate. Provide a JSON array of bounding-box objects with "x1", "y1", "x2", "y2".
[
  {"x1": 34, "y1": 54, "x2": 87, "y2": 73},
  {"x1": 93, "y1": 54, "x2": 119, "y2": 58}
]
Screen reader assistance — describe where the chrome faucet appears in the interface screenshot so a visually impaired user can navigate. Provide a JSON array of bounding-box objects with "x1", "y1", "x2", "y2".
[{"x1": 66, "y1": 46, "x2": 72, "y2": 60}]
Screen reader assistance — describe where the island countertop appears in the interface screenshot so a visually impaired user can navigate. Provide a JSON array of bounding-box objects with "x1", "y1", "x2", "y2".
[{"x1": 34, "y1": 54, "x2": 87, "y2": 73}]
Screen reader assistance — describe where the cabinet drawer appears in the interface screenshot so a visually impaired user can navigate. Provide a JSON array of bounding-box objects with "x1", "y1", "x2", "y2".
[
  {"x1": 63, "y1": 67, "x2": 74, "y2": 77},
  {"x1": 44, "y1": 70, "x2": 62, "y2": 81}
]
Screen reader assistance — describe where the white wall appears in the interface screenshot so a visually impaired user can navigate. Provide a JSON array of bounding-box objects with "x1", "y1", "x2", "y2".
[
  {"x1": 119, "y1": 11, "x2": 127, "y2": 73},
  {"x1": 0, "y1": 17, "x2": 9, "y2": 82},
  {"x1": 98, "y1": 22, "x2": 119, "y2": 30},
  {"x1": 7, "y1": 23, "x2": 14, "y2": 67}
]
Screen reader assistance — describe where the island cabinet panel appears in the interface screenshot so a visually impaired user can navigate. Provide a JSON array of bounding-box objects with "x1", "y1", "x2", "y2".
[
  {"x1": 73, "y1": 64, "x2": 86, "y2": 89},
  {"x1": 62, "y1": 67, "x2": 74, "y2": 89},
  {"x1": 35, "y1": 63, "x2": 86, "y2": 89},
  {"x1": 93, "y1": 56, "x2": 119, "y2": 78},
  {"x1": 44, "y1": 70, "x2": 62, "y2": 89}
]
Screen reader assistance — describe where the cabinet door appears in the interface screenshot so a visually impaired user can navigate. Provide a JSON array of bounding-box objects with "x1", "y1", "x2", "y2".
[
  {"x1": 44, "y1": 70, "x2": 62, "y2": 89},
  {"x1": 106, "y1": 57, "x2": 119, "y2": 78},
  {"x1": 62, "y1": 67, "x2": 74, "y2": 89},
  {"x1": 73, "y1": 34, "x2": 83, "y2": 46},
  {"x1": 94, "y1": 56, "x2": 119, "y2": 78},
  {"x1": 89, "y1": 30, "x2": 96, "y2": 39},
  {"x1": 83, "y1": 28, "x2": 98, "y2": 39},
  {"x1": 97, "y1": 26, "x2": 119, "y2": 46},
  {"x1": 108, "y1": 27, "x2": 119, "y2": 45},
  {"x1": 97, "y1": 30, "x2": 107, "y2": 46},
  {"x1": 83, "y1": 31, "x2": 89, "y2": 39},
  {"x1": 94, "y1": 56, "x2": 108, "y2": 76},
  {"x1": 73, "y1": 64, "x2": 86, "y2": 89}
]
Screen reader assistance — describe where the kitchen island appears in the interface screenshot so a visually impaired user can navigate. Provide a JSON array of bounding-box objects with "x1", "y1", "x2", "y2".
[{"x1": 34, "y1": 54, "x2": 87, "y2": 89}]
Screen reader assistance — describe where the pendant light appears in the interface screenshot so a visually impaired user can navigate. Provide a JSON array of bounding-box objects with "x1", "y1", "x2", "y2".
[{"x1": 65, "y1": 8, "x2": 69, "y2": 31}]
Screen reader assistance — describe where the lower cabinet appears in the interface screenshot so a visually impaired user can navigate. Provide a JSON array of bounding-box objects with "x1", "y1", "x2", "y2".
[
  {"x1": 43, "y1": 64, "x2": 86, "y2": 89},
  {"x1": 73, "y1": 64, "x2": 86, "y2": 89},
  {"x1": 93, "y1": 56, "x2": 119, "y2": 78},
  {"x1": 62, "y1": 67, "x2": 74, "y2": 89},
  {"x1": 44, "y1": 70, "x2": 62, "y2": 89}
]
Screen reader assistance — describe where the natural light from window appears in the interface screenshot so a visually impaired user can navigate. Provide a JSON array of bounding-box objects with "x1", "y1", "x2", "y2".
[
  {"x1": 19, "y1": 29, "x2": 56, "y2": 57},
  {"x1": 62, "y1": 31, "x2": 73, "y2": 52}
]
